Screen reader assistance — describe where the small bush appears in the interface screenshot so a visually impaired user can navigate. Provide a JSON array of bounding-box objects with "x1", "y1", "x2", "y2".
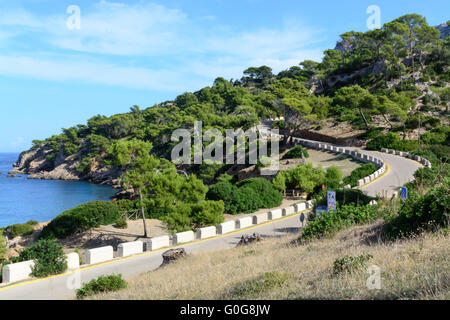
[
  {"x1": 10, "y1": 239, "x2": 67, "y2": 278},
  {"x1": 313, "y1": 189, "x2": 376, "y2": 207},
  {"x1": 333, "y1": 254, "x2": 373, "y2": 275},
  {"x1": 343, "y1": 163, "x2": 377, "y2": 187},
  {"x1": 26, "y1": 220, "x2": 39, "y2": 226},
  {"x1": 207, "y1": 178, "x2": 282, "y2": 215},
  {"x1": 367, "y1": 132, "x2": 418, "y2": 152},
  {"x1": 385, "y1": 180, "x2": 450, "y2": 239},
  {"x1": 282, "y1": 145, "x2": 309, "y2": 160},
  {"x1": 114, "y1": 218, "x2": 128, "y2": 229},
  {"x1": 7, "y1": 223, "x2": 34, "y2": 238},
  {"x1": 40, "y1": 201, "x2": 120, "y2": 239},
  {"x1": 227, "y1": 272, "x2": 288, "y2": 298},
  {"x1": 76, "y1": 274, "x2": 127, "y2": 299},
  {"x1": 301, "y1": 204, "x2": 382, "y2": 241}
]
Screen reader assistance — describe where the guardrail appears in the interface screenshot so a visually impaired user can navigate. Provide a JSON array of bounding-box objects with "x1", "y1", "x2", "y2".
[
  {"x1": 1, "y1": 201, "x2": 312, "y2": 285},
  {"x1": 3, "y1": 140, "x2": 426, "y2": 285},
  {"x1": 289, "y1": 137, "x2": 387, "y2": 190},
  {"x1": 380, "y1": 148, "x2": 432, "y2": 168}
]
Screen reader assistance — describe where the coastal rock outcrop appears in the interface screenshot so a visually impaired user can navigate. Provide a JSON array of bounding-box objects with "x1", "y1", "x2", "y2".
[{"x1": 10, "y1": 145, "x2": 122, "y2": 186}]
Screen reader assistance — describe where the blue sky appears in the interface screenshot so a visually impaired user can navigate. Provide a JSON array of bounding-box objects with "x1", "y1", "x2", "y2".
[{"x1": 0, "y1": 0, "x2": 448, "y2": 152}]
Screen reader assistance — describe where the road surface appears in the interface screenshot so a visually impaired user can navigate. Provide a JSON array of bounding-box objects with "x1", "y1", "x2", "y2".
[{"x1": 0, "y1": 144, "x2": 422, "y2": 300}]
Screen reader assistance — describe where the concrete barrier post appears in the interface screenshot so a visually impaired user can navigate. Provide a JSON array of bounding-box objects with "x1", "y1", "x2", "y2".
[
  {"x1": 196, "y1": 226, "x2": 216, "y2": 239},
  {"x1": 2, "y1": 260, "x2": 35, "y2": 284},
  {"x1": 67, "y1": 253, "x2": 80, "y2": 270},
  {"x1": 146, "y1": 235, "x2": 170, "y2": 251},
  {"x1": 218, "y1": 221, "x2": 235, "y2": 234},
  {"x1": 282, "y1": 206, "x2": 295, "y2": 216},
  {"x1": 295, "y1": 203, "x2": 306, "y2": 212},
  {"x1": 268, "y1": 209, "x2": 282, "y2": 220},
  {"x1": 118, "y1": 241, "x2": 143, "y2": 257},
  {"x1": 83, "y1": 246, "x2": 114, "y2": 265},
  {"x1": 173, "y1": 231, "x2": 195, "y2": 245},
  {"x1": 253, "y1": 212, "x2": 269, "y2": 224},
  {"x1": 236, "y1": 217, "x2": 253, "y2": 229}
]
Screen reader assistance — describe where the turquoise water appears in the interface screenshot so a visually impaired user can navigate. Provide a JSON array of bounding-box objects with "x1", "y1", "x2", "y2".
[{"x1": 0, "y1": 153, "x2": 116, "y2": 227}]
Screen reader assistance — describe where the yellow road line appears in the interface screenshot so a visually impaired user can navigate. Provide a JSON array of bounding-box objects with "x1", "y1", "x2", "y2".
[
  {"x1": 359, "y1": 162, "x2": 391, "y2": 190},
  {"x1": 0, "y1": 209, "x2": 308, "y2": 293}
]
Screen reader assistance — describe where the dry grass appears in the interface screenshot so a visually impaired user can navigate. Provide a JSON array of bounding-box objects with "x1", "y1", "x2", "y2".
[{"x1": 89, "y1": 222, "x2": 449, "y2": 300}]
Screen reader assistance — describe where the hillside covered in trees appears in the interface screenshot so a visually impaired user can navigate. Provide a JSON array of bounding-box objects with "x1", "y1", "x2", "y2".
[{"x1": 10, "y1": 14, "x2": 449, "y2": 231}]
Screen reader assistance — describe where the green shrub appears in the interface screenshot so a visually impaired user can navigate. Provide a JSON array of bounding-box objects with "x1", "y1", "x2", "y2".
[
  {"x1": 10, "y1": 239, "x2": 67, "y2": 278},
  {"x1": 228, "y1": 272, "x2": 288, "y2": 298},
  {"x1": 26, "y1": 220, "x2": 39, "y2": 226},
  {"x1": 366, "y1": 132, "x2": 418, "y2": 151},
  {"x1": 162, "y1": 200, "x2": 225, "y2": 234},
  {"x1": 76, "y1": 274, "x2": 127, "y2": 299},
  {"x1": 325, "y1": 166, "x2": 343, "y2": 189},
  {"x1": 333, "y1": 254, "x2": 373, "y2": 275},
  {"x1": 313, "y1": 189, "x2": 376, "y2": 207},
  {"x1": 236, "y1": 178, "x2": 283, "y2": 209},
  {"x1": 385, "y1": 180, "x2": 450, "y2": 239},
  {"x1": 40, "y1": 201, "x2": 120, "y2": 239},
  {"x1": 0, "y1": 231, "x2": 7, "y2": 262},
  {"x1": 343, "y1": 163, "x2": 377, "y2": 187},
  {"x1": 282, "y1": 145, "x2": 309, "y2": 160},
  {"x1": 301, "y1": 204, "x2": 382, "y2": 241},
  {"x1": 207, "y1": 178, "x2": 282, "y2": 215},
  {"x1": 7, "y1": 223, "x2": 34, "y2": 238},
  {"x1": 114, "y1": 218, "x2": 128, "y2": 229},
  {"x1": 283, "y1": 163, "x2": 326, "y2": 193}
]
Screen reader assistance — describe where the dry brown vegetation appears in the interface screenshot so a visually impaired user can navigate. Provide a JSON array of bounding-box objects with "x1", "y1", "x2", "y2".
[{"x1": 89, "y1": 221, "x2": 449, "y2": 300}]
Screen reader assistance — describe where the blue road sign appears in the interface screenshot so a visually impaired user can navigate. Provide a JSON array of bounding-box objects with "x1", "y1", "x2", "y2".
[
  {"x1": 327, "y1": 191, "x2": 336, "y2": 212},
  {"x1": 401, "y1": 187, "x2": 408, "y2": 200}
]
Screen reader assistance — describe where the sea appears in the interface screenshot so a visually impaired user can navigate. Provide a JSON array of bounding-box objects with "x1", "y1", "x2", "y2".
[{"x1": 0, "y1": 153, "x2": 116, "y2": 227}]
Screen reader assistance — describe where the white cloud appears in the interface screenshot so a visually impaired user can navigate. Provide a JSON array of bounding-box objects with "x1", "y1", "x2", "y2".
[
  {"x1": 0, "y1": 55, "x2": 207, "y2": 92},
  {"x1": 0, "y1": 1, "x2": 325, "y2": 90}
]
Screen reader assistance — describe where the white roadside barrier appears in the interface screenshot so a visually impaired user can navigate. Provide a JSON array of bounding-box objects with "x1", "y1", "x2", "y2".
[
  {"x1": 253, "y1": 212, "x2": 268, "y2": 224},
  {"x1": 173, "y1": 231, "x2": 195, "y2": 245},
  {"x1": 236, "y1": 217, "x2": 253, "y2": 229},
  {"x1": 282, "y1": 206, "x2": 296, "y2": 216},
  {"x1": 306, "y1": 200, "x2": 314, "y2": 209},
  {"x1": 83, "y1": 246, "x2": 114, "y2": 265},
  {"x1": 294, "y1": 202, "x2": 306, "y2": 212},
  {"x1": 268, "y1": 209, "x2": 282, "y2": 220},
  {"x1": 197, "y1": 226, "x2": 216, "y2": 239},
  {"x1": 2, "y1": 260, "x2": 34, "y2": 284},
  {"x1": 218, "y1": 221, "x2": 235, "y2": 235},
  {"x1": 66, "y1": 253, "x2": 80, "y2": 270},
  {"x1": 118, "y1": 241, "x2": 143, "y2": 257},
  {"x1": 146, "y1": 235, "x2": 170, "y2": 251}
]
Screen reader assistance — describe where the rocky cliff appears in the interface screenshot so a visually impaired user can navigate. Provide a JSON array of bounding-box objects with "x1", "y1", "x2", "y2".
[{"x1": 10, "y1": 145, "x2": 122, "y2": 187}]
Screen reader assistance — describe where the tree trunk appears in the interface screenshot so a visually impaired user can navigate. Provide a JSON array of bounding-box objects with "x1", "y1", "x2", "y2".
[
  {"x1": 382, "y1": 113, "x2": 393, "y2": 129},
  {"x1": 359, "y1": 108, "x2": 370, "y2": 129},
  {"x1": 139, "y1": 189, "x2": 148, "y2": 238}
]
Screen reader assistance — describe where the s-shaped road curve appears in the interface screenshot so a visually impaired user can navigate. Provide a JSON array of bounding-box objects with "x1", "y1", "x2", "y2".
[{"x1": 0, "y1": 144, "x2": 422, "y2": 300}]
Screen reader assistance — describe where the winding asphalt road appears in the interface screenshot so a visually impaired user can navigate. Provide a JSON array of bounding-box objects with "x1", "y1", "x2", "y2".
[{"x1": 0, "y1": 146, "x2": 423, "y2": 300}]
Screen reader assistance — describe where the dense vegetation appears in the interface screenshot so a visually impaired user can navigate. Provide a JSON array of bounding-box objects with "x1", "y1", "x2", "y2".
[
  {"x1": 39, "y1": 201, "x2": 120, "y2": 239},
  {"x1": 301, "y1": 204, "x2": 384, "y2": 241},
  {"x1": 10, "y1": 239, "x2": 67, "y2": 277},
  {"x1": 385, "y1": 179, "x2": 449, "y2": 238},
  {"x1": 76, "y1": 274, "x2": 127, "y2": 299},
  {"x1": 18, "y1": 14, "x2": 448, "y2": 238},
  {"x1": 343, "y1": 163, "x2": 377, "y2": 187},
  {"x1": 206, "y1": 178, "x2": 282, "y2": 215}
]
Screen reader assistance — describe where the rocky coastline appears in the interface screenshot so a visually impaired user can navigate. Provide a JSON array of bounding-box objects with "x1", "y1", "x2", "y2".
[{"x1": 9, "y1": 145, "x2": 123, "y2": 189}]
